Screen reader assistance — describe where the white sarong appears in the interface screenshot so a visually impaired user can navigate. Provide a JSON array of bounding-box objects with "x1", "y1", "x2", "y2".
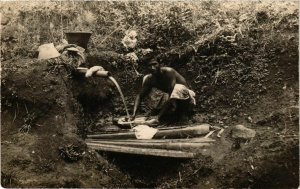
[{"x1": 170, "y1": 84, "x2": 196, "y2": 105}]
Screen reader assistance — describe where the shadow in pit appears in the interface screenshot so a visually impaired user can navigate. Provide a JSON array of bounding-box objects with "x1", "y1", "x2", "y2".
[{"x1": 102, "y1": 152, "x2": 190, "y2": 188}]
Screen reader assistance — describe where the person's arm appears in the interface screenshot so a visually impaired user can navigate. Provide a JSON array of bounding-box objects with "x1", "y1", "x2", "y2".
[
  {"x1": 174, "y1": 71, "x2": 188, "y2": 88},
  {"x1": 164, "y1": 67, "x2": 188, "y2": 89},
  {"x1": 131, "y1": 80, "x2": 152, "y2": 119}
]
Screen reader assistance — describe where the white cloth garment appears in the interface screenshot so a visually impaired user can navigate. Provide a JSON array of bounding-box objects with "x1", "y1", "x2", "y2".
[{"x1": 170, "y1": 84, "x2": 196, "y2": 105}]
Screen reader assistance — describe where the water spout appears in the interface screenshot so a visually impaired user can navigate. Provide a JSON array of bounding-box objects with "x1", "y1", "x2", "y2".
[
  {"x1": 77, "y1": 67, "x2": 110, "y2": 77},
  {"x1": 76, "y1": 67, "x2": 132, "y2": 127}
]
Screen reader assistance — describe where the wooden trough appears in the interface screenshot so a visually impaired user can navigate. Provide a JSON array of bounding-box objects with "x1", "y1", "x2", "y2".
[
  {"x1": 87, "y1": 124, "x2": 210, "y2": 139},
  {"x1": 86, "y1": 124, "x2": 215, "y2": 158}
]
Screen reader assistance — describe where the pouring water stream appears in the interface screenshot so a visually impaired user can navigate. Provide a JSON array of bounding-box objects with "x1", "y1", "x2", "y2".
[
  {"x1": 108, "y1": 76, "x2": 132, "y2": 128},
  {"x1": 77, "y1": 67, "x2": 133, "y2": 128}
]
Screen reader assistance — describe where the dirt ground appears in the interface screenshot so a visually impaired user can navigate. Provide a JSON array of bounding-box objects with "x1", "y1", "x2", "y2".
[{"x1": 1, "y1": 40, "x2": 299, "y2": 188}]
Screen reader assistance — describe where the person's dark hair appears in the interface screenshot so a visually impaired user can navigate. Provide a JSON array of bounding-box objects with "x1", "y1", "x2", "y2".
[
  {"x1": 142, "y1": 52, "x2": 157, "y2": 64},
  {"x1": 148, "y1": 59, "x2": 159, "y2": 65}
]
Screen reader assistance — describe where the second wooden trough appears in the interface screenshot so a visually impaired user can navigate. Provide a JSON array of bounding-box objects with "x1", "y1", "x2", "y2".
[
  {"x1": 86, "y1": 124, "x2": 215, "y2": 158},
  {"x1": 87, "y1": 124, "x2": 210, "y2": 139}
]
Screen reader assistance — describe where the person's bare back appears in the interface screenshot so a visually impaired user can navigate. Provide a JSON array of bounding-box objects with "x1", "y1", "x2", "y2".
[{"x1": 143, "y1": 67, "x2": 188, "y2": 95}]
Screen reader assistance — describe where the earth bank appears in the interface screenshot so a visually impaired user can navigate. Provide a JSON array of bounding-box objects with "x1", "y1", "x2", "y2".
[{"x1": 1, "y1": 1, "x2": 299, "y2": 188}]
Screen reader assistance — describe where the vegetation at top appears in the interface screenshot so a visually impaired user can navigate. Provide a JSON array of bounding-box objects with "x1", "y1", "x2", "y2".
[{"x1": 1, "y1": 1, "x2": 298, "y2": 61}]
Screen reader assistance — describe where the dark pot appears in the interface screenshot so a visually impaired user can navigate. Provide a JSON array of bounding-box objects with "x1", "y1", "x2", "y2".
[{"x1": 65, "y1": 31, "x2": 92, "y2": 49}]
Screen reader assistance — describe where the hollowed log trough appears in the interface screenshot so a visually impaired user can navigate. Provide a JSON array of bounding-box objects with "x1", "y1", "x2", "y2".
[{"x1": 86, "y1": 124, "x2": 215, "y2": 158}]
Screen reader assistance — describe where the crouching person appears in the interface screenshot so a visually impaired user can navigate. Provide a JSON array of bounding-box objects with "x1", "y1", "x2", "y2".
[{"x1": 131, "y1": 57, "x2": 195, "y2": 123}]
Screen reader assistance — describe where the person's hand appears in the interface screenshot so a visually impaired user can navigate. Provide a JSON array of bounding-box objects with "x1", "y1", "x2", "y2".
[
  {"x1": 153, "y1": 116, "x2": 159, "y2": 122},
  {"x1": 123, "y1": 117, "x2": 129, "y2": 122},
  {"x1": 146, "y1": 116, "x2": 159, "y2": 126},
  {"x1": 129, "y1": 115, "x2": 136, "y2": 121},
  {"x1": 146, "y1": 115, "x2": 159, "y2": 121}
]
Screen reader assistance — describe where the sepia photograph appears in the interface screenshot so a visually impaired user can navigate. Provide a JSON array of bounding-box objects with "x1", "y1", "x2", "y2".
[{"x1": 1, "y1": 0, "x2": 299, "y2": 188}]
